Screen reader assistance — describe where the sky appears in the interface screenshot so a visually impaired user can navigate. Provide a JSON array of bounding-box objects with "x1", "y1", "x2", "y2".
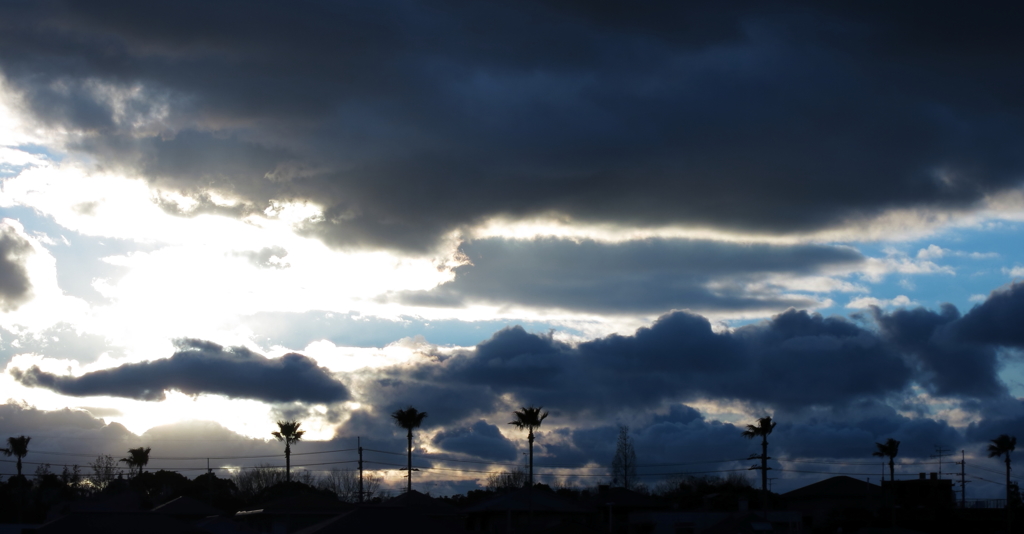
[{"x1": 2, "y1": 1, "x2": 1024, "y2": 498}]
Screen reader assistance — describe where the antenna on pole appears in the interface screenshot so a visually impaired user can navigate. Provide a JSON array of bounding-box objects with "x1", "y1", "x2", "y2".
[
  {"x1": 955, "y1": 449, "x2": 970, "y2": 508},
  {"x1": 358, "y1": 437, "x2": 364, "y2": 503},
  {"x1": 931, "y1": 445, "x2": 952, "y2": 478}
]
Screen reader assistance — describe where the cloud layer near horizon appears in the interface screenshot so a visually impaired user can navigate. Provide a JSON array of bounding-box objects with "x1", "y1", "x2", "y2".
[
  {"x1": 2, "y1": 2, "x2": 1024, "y2": 250},
  {"x1": 11, "y1": 339, "x2": 349, "y2": 403},
  {"x1": 351, "y1": 282, "x2": 1024, "y2": 430}
]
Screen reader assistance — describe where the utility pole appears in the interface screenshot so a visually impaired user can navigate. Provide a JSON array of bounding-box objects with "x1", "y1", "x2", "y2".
[
  {"x1": 955, "y1": 450, "x2": 969, "y2": 508},
  {"x1": 358, "y1": 437, "x2": 364, "y2": 503},
  {"x1": 748, "y1": 453, "x2": 772, "y2": 519},
  {"x1": 932, "y1": 446, "x2": 952, "y2": 478},
  {"x1": 207, "y1": 458, "x2": 213, "y2": 506}
]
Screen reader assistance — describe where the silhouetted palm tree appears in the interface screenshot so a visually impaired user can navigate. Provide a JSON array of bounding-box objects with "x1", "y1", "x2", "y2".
[
  {"x1": 272, "y1": 420, "x2": 305, "y2": 483},
  {"x1": 509, "y1": 406, "x2": 549, "y2": 487},
  {"x1": 989, "y1": 434, "x2": 1017, "y2": 507},
  {"x1": 873, "y1": 438, "x2": 900, "y2": 482},
  {"x1": 119, "y1": 446, "x2": 151, "y2": 479},
  {"x1": 742, "y1": 416, "x2": 776, "y2": 513},
  {"x1": 392, "y1": 407, "x2": 427, "y2": 493},
  {"x1": 3, "y1": 436, "x2": 31, "y2": 477}
]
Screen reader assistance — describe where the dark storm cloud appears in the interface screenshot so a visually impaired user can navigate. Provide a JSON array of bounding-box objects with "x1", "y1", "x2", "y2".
[
  {"x1": 10, "y1": 338, "x2": 349, "y2": 403},
  {"x1": 388, "y1": 237, "x2": 862, "y2": 313},
  {"x1": 0, "y1": 222, "x2": 34, "y2": 311},
  {"x1": 871, "y1": 282, "x2": 1024, "y2": 399},
  {"x1": 431, "y1": 420, "x2": 518, "y2": 461},
  {"x1": 2, "y1": 2, "x2": 1024, "y2": 250},
  {"x1": 358, "y1": 308, "x2": 914, "y2": 421},
  {"x1": 361, "y1": 283, "x2": 1024, "y2": 425}
]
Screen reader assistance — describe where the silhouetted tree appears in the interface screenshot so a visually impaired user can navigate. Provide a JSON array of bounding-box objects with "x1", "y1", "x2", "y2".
[
  {"x1": 742, "y1": 416, "x2": 776, "y2": 514},
  {"x1": 89, "y1": 454, "x2": 120, "y2": 490},
  {"x1": 872, "y1": 438, "x2": 900, "y2": 482},
  {"x1": 485, "y1": 467, "x2": 529, "y2": 493},
  {"x1": 391, "y1": 407, "x2": 427, "y2": 493},
  {"x1": 272, "y1": 420, "x2": 305, "y2": 483},
  {"x1": 611, "y1": 425, "x2": 637, "y2": 490},
  {"x1": 989, "y1": 434, "x2": 1017, "y2": 507},
  {"x1": 3, "y1": 435, "x2": 30, "y2": 477},
  {"x1": 119, "y1": 447, "x2": 151, "y2": 479},
  {"x1": 319, "y1": 467, "x2": 385, "y2": 502},
  {"x1": 510, "y1": 406, "x2": 548, "y2": 487}
]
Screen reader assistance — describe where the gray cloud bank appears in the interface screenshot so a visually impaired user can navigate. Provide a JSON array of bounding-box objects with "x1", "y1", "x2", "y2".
[
  {"x1": 389, "y1": 237, "x2": 863, "y2": 313},
  {"x1": 0, "y1": 222, "x2": 33, "y2": 311},
  {"x1": 11, "y1": 339, "x2": 349, "y2": 403},
  {"x1": 2, "y1": 3, "x2": 1023, "y2": 250},
  {"x1": 354, "y1": 282, "x2": 1024, "y2": 428}
]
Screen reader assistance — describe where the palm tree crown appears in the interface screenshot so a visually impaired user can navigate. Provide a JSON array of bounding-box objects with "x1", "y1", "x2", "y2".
[
  {"x1": 392, "y1": 407, "x2": 428, "y2": 493},
  {"x1": 273, "y1": 420, "x2": 305, "y2": 483},
  {"x1": 741, "y1": 416, "x2": 777, "y2": 441},
  {"x1": 872, "y1": 438, "x2": 900, "y2": 482},
  {"x1": 742, "y1": 416, "x2": 776, "y2": 515},
  {"x1": 510, "y1": 406, "x2": 549, "y2": 487},
  {"x1": 510, "y1": 406, "x2": 549, "y2": 435},
  {"x1": 989, "y1": 434, "x2": 1017, "y2": 508},
  {"x1": 3, "y1": 436, "x2": 31, "y2": 477},
  {"x1": 119, "y1": 446, "x2": 151, "y2": 479}
]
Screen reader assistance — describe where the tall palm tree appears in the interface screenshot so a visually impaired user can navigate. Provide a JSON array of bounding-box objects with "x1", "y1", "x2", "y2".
[
  {"x1": 119, "y1": 446, "x2": 151, "y2": 479},
  {"x1": 509, "y1": 406, "x2": 549, "y2": 487},
  {"x1": 873, "y1": 438, "x2": 900, "y2": 482},
  {"x1": 3, "y1": 436, "x2": 31, "y2": 477},
  {"x1": 989, "y1": 434, "x2": 1017, "y2": 507},
  {"x1": 391, "y1": 407, "x2": 427, "y2": 493},
  {"x1": 272, "y1": 420, "x2": 305, "y2": 483},
  {"x1": 742, "y1": 416, "x2": 777, "y2": 514}
]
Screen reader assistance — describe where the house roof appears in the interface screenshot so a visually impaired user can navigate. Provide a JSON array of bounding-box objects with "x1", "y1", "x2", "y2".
[
  {"x1": 293, "y1": 507, "x2": 468, "y2": 534},
  {"x1": 152, "y1": 496, "x2": 222, "y2": 517},
  {"x1": 465, "y1": 488, "x2": 590, "y2": 514},
  {"x1": 237, "y1": 493, "x2": 353, "y2": 515},
  {"x1": 378, "y1": 489, "x2": 462, "y2": 515},
  {"x1": 783, "y1": 475, "x2": 882, "y2": 501},
  {"x1": 586, "y1": 487, "x2": 663, "y2": 509},
  {"x1": 31, "y1": 512, "x2": 195, "y2": 534}
]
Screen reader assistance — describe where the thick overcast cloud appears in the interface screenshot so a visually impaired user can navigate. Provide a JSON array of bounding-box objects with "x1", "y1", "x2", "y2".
[
  {"x1": 2, "y1": 2, "x2": 1023, "y2": 250},
  {"x1": 0, "y1": 221, "x2": 33, "y2": 311},
  {"x1": 11, "y1": 338, "x2": 349, "y2": 403},
  {"x1": 389, "y1": 237, "x2": 863, "y2": 313},
  {"x1": 356, "y1": 282, "x2": 1024, "y2": 426}
]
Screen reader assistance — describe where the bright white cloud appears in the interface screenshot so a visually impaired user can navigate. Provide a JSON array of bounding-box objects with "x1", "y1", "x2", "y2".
[
  {"x1": 1005, "y1": 266, "x2": 1024, "y2": 278},
  {"x1": 846, "y1": 294, "x2": 914, "y2": 309}
]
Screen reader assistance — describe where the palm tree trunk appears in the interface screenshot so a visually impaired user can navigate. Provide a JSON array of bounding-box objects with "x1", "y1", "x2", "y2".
[
  {"x1": 528, "y1": 431, "x2": 535, "y2": 487},
  {"x1": 1007, "y1": 455, "x2": 1013, "y2": 534},
  {"x1": 407, "y1": 429, "x2": 413, "y2": 493},
  {"x1": 761, "y1": 436, "x2": 769, "y2": 515},
  {"x1": 889, "y1": 458, "x2": 894, "y2": 482},
  {"x1": 1007, "y1": 455, "x2": 1012, "y2": 505},
  {"x1": 286, "y1": 443, "x2": 291, "y2": 483},
  {"x1": 17, "y1": 457, "x2": 22, "y2": 477}
]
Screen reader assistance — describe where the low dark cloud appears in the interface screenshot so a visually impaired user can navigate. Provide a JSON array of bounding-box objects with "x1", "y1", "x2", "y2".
[
  {"x1": 389, "y1": 237, "x2": 862, "y2": 313},
  {"x1": 358, "y1": 309, "x2": 913, "y2": 422},
  {"x1": 10, "y1": 338, "x2": 349, "y2": 403},
  {"x1": 360, "y1": 284, "x2": 1024, "y2": 428},
  {"x1": 871, "y1": 282, "x2": 1024, "y2": 399},
  {"x1": 2, "y1": 3, "x2": 1023, "y2": 250},
  {"x1": 431, "y1": 420, "x2": 518, "y2": 461},
  {"x1": 0, "y1": 222, "x2": 34, "y2": 311}
]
